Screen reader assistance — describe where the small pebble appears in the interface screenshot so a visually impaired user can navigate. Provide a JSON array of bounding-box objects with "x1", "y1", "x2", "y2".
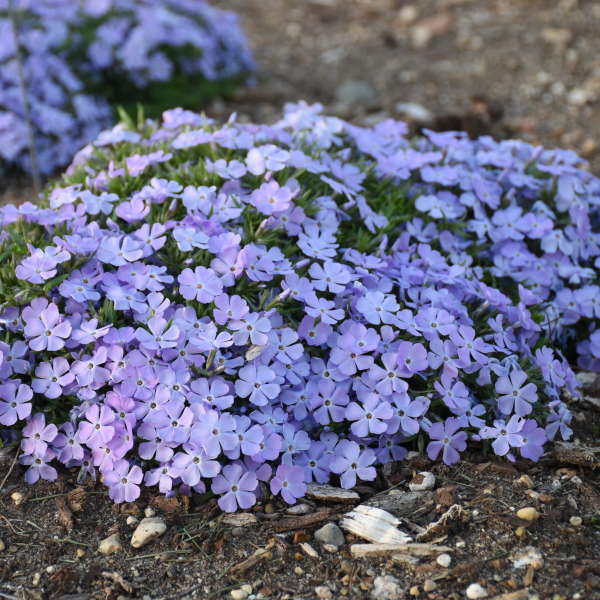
[
  {"x1": 323, "y1": 543, "x2": 338, "y2": 553},
  {"x1": 516, "y1": 474, "x2": 534, "y2": 489},
  {"x1": 32, "y1": 572, "x2": 41, "y2": 587},
  {"x1": 98, "y1": 533, "x2": 122, "y2": 555},
  {"x1": 515, "y1": 526, "x2": 526, "y2": 538},
  {"x1": 294, "y1": 566, "x2": 304, "y2": 575},
  {"x1": 466, "y1": 583, "x2": 488, "y2": 599},
  {"x1": 371, "y1": 575, "x2": 402, "y2": 600},
  {"x1": 314, "y1": 522, "x2": 345, "y2": 547},
  {"x1": 264, "y1": 503, "x2": 275, "y2": 514},
  {"x1": 456, "y1": 540, "x2": 466, "y2": 548},
  {"x1": 126, "y1": 515, "x2": 139, "y2": 527},
  {"x1": 315, "y1": 586, "x2": 333, "y2": 600},
  {"x1": 569, "y1": 516, "x2": 583, "y2": 526},
  {"x1": 11, "y1": 491, "x2": 24, "y2": 506},
  {"x1": 230, "y1": 589, "x2": 248, "y2": 600},
  {"x1": 286, "y1": 503, "x2": 313, "y2": 515},
  {"x1": 0, "y1": 539, "x2": 5, "y2": 552},
  {"x1": 424, "y1": 579, "x2": 437, "y2": 591},
  {"x1": 46, "y1": 565, "x2": 55, "y2": 574},
  {"x1": 144, "y1": 507, "x2": 156, "y2": 518},
  {"x1": 437, "y1": 553, "x2": 452, "y2": 568},
  {"x1": 76, "y1": 548, "x2": 85, "y2": 558},
  {"x1": 516, "y1": 507, "x2": 540, "y2": 521},
  {"x1": 409, "y1": 586, "x2": 420, "y2": 596},
  {"x1": 408, "y1": 471, "x2": 436, "y2": 492},
  {"x1": 300, "y1": 542, "x2": 319, "y2": 558}
]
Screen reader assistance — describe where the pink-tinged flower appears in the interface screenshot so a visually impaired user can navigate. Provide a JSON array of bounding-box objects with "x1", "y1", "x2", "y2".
[
  {"x1": 0, "y1": 382, "x2": 33, "y2": 426},
  {"x1": 270, "y1": 464, "x2": 307, "y2": 504},
  {"x1": 426, "y1": 418, "x2": 468, "y2": 465},
  {"x1": 135, "y1": 316, "x2": 180, "y2": 351},
  {"x1": 77, "y1": 404, "x2": 115, "y2": 449},
  {"x1": 345, "y1": 393, "x2": 393, "y2": 437},
  {"x1": 356, "y1": 290, "x2": 400, "y2": 325},
  {"x1": 104, "y1": 459, "x2": 143, "y2": 503},
  {"x1": 329, "y1": 440, "x2": 376, "y2": 489},
  {"x1": 23, "y1": 302, "x2": 72, "y2": 351},
  {"x1": 20, "y1": 449, "x2": 58, "y2": 484},
  {"x1": 235, "y1": 364, "x2": 280, "y2": 406},
  {"x1": 211, "y1": 463, "x2": 258, "y2": 512},
  {"x1": 96, "y1": 236, "x2": 144, "y2": 266},
  {"x1": 495, "y1": 369, "x2": 538, "y2": 416},
  {"x1": 20, "y1": 413, "x2": 58, "y2": 456},
  {"x1": 32, "y1": 357, "x2": 74, "y2": 399},
  {"x1": 229, "y1": 312, "x2": 272, "y2": 346},
  {"x1": 178, "y1": 266, "x2": 223, "y2": 303},
  {"x1": 16, "y1": 249, "x2": 57, "y2": 284}
]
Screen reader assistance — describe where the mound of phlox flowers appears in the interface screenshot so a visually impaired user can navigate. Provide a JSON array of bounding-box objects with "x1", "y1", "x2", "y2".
[
  {"x1": 0, "y1": 102, "x2": 598, "y2": 510},
  {"x1": 0, "y1": 0, "x2": 255, "y2": 174}
]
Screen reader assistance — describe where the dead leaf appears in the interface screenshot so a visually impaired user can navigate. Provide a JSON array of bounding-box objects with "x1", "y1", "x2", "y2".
[
  {"x1": 56, "y1": 496, "x2": 73, "y2": 531},
  {"x1": 67, "y1": 487, "x2": 86, "y2": 513},
  {"x1": 101, "y1": 571, "x2": 134, "y2": 594}
]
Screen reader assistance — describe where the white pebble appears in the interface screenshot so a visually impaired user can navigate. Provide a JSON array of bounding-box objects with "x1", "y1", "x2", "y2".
[
  {"x1": 570, "y1": 516, "x2": 583, "y2": 526},
  {"x1": 131, "y1": 517, "x2": 167, "y2": 548},
  {"x1": 98, "y1": 533, "x2": 122, "y2": 555},
  {"x1": 126, "y1": 516, "x2": 139, "y2": 527},
  {"x1": 436, "y1": 553, "x2": 451, "y2": 568},
  {"x1": 466, "y1": 583, "x2": 488, "y2": 599}
]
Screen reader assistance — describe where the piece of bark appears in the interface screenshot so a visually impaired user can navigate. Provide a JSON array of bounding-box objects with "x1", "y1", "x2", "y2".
[
  {"x1": 229, "y1": 540, "x2": 275, "y2": 574},
  {"x1": 222, "y1": 513, "x2": 258, "y2": 527},
  {"x1": 56, "y1": 496, "x2": 73, "y2": 531},
  {"x1": 552, "y1": 442, "x2": 600, "y2": 468},
  {"x1": 365, "y1": 490, "x2": 433, "y2": 517},
  {"x1": 350, "y1": 542, "x2": 453, "y2": 559},
  {"x1": 416, "y1": 504, "x2": 468, "y2": 541},
  {"x1": 271, "y1": 509, "x2": 336, "y2": 532},
  {"x1": 306, "y1": 483, "x2": 360, "y2": 502},
  {"x1": 340, "y1": 505, "x2": 412, "y2": 544}
]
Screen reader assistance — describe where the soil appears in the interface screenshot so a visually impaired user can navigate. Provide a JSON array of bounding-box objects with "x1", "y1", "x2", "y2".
[
  {"x1": 1, "y1": 379, "x2": 599, "y2": 600},
  {"x1": 1, "y1": 2, "x2": 600, "y2": 599}
]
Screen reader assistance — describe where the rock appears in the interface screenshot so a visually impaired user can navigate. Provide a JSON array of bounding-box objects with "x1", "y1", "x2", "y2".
[
  {"x1": 315, "y1": 586, "x2": 333, "y2": 600},
  {"x1": 98, "y1": 533, "x2": 122, "y2": 555},
  {"x1": 510, "y1": 546, "x2": 544, "y2": 569},
  {"x1": 570, "y1": 516, "x2": 583, "y2": 526},
  {"x1": 567, "y1": 88, "x2": 590, "y2": 106},
  {"x1": 465, "y1": 583, "x2": 488, "y2": 599},
  {"x1": 436, "y1": 553, "x2": 452, "y2": 568},
  {"x1": 230, "y1": 585, "x2": 252, "y2": 600},
  {"x1": 515, "y1": 475, "x2": 534, "y2": 489},
  {"x1": 371, "y1": 575, "x2": 403, "y2": 600},
  {"x1": 0, "y1": 538, "x2": 5, "y2": 552},
  {"x1": 423, "y1": 579, "x2": 437, "y2": 592},
  {"x1": 306, "y1": 483, "x2": 360, "y2": 503},
  {"x1": 300, "y1": 542, "x2": 319, "y2": 558},
  {"x1": 516, "y1": 507, "x2": 540, "y2": 521},
  {"x1": 11, "y1": 491, "x2": 24, "y2": 506},
  {"x1": 341, "y1": 505, "x2": 412, "y2": 545},
  {"x1": 366, "y1": 490, "x2": 433, "y2": 517},
  {"x1": 409, "y1": 471, "x2": 436, "y2": 491},
  {"x1": 126, "y1": 516, "x2": 139, "y2": 528},
  {"x1": 394, "y1": 102, "x2": 433, "y2": 123},
  {"x1": 222, "y1": 513, "x2": 258, "y2": 527},
  {"x1": 144, "y1": 507, "x2": 156, "y2": 518},
  {"x1": 335, "y1": 79, "x2": 378, "y2": 109},
  {"x1": 75, "y1": 548, "x2": 85, "y2": 558},
  {"x1": 131, "y1": 517, "x2": 167, "y2": 548},
  {"x1": 314, "y1": 522, "x2": 345, "y2": 547},
  {"x1": 286, "y1": 503, "x2": 313, "y2": 515}
]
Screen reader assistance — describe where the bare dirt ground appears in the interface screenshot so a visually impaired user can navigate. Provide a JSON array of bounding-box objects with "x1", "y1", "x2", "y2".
[{"x1": 1, "y1": 1, "x2": 600, "y2": 599}]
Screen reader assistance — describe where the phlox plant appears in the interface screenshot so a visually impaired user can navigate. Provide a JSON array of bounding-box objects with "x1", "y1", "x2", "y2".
[
  {"x1": 0, "y1": 0, "x2": 255, "y2": 174},
  {"x1": 0, "y1": 102, "x2": 598, "y2": 511}
]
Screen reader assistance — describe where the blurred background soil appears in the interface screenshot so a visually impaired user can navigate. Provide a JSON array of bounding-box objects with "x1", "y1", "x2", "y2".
[{"x1": 213, "y1": 0, "x2": 600, "y2": 170}]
